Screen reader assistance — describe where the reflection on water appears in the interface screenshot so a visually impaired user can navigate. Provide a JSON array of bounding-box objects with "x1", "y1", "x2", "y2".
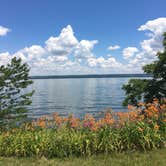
[{"x1": 27, "y1": 78, "x2": 131, "y2": 118}]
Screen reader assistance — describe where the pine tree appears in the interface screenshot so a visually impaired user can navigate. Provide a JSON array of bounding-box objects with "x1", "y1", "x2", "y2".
[
  {"x1": 123, "y1": 32, "x2": 166, "y2": 106},
  {"x1": 0, "y1": 57, "x2": 34, "y2": 129}
]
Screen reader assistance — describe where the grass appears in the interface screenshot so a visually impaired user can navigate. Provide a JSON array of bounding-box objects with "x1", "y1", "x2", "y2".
[{"x1": 0, "y1": 148, "x2": 166, "y2": 166}]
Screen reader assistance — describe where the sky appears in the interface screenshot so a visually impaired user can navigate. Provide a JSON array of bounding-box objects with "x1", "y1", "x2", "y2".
[{"x1": 0, "y1": 0, "x2": 166, "y2": 75}]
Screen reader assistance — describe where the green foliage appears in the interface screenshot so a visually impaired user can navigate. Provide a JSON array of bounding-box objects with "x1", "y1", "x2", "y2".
[
  {"x1": 122, "y1": 79, "x2": 149, "y2": 106},
  {"x1": 123, "y1": 33, "x2": 166, "y2": 106},
  {"x1": 1, "y1": 149, "x2": 166, "y2": 166},
  {"x1": 0, "y1": 121, "x2": 165, "y2": 158},
  {"x1": 0, "y1": 101, "x2": 165, "y2": 158},
  {"x1": 0, "y1": 57, "x2": 34, "y2": 129}
]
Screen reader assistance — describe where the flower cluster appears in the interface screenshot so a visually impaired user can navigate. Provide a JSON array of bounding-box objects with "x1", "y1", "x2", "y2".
[
  {"x1": 31, "y1": 98, "x2": 166, "y2": 131},
  {"x1": 0, "y1": 98, "x2": 165, "y2": 158}
]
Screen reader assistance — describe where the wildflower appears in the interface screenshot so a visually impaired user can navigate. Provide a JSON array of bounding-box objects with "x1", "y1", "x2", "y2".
[
  {"x1": 138, "y1": 102, "x2": 144, "y2": 107},
  {"x1": 91, "y1": 123, "x2": 98, "y2": 131},
  {"x1": 128, "y1": 105, "x2": 134, "y2": 110},
  {"x1": 153, "y1": 98, "x2": 159, "y2": 104},
  {"x1": 68, "y1": 115, "x2": 80, "y2": 128},
  {"x1": 145, "y1": 109, "x2": 153, "y2": 117},
  {"x1": 103, "y1": 112, "x2": 114, "y2": 125},
  {"x1": 138, "y1": 127, "x2": 144, "y2": 132},
  {"x1": 83, "y1": 114, "x2": 95, "y2": 129},
  {"x1": 154, "y1": 124, "x2": 159, "y2": 130},
  {"x1": 147, "y1": 119, "x2": 152, "y2": 124},
  {"x1": 138, "y1": 115, "x2": 144, "y2": 121},
  {"x1": 53, "y1": 113, "x2": 62, "y2": 126},
  {"x1": 38, "y1": 119, "x2": 46, "y2": 128}
]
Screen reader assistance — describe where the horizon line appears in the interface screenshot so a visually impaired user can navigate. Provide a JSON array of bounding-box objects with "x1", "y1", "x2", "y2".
[{"x1": 30, "y1": 73, "x2": 152, "y2": 79}]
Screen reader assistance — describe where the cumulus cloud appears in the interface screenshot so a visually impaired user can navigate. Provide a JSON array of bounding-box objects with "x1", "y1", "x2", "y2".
[
  {"x1": 138, "y1": 17, "x2": 166, "y2": 35},
  {"x1": 0, "y1": 18, "x2": 166, "y2": 75},
  {"x1": 122, "y1": 47, "x2": 139, "y2": 59},
  {"x1": 14, "y1": 45, "x2": 46, "y2": 62},
  {"x1": 128, "y1": 18, "x2": 166, "y2": 70},
  {"x1": 118, "y1": 17, "x2": 166, "y2": 73},
  {"x1": 0, "y1": 25, "x2": 100, "y2": 75},
  {"x1": 108, "y1": 45, "x2": 120, "y2": 50},
  {"x1": 87, "y1": 56, "x2": 122, "y2": 69},
  {"x1": 74, "y1": 40, "x2": 98, "y2": 61},
  {"x1": 45, "y1": 25, "x2": 78, "y2": 56},
  {"x1": 0, "y1": 26, "x2": 10, "y2": 36}
]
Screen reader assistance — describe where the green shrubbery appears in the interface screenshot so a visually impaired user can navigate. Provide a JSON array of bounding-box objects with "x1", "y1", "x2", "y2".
[
  {"x1": 0, "y1": 122, "x2": 165, "y2": 158},
  {"x1": 0, "y1": 100, "x2": 165, "y2": 158}
]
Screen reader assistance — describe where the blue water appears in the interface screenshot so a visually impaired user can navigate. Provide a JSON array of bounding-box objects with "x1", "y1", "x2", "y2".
[{"x1": 27, "y1": 78, "x2": 132, "y2": 118}]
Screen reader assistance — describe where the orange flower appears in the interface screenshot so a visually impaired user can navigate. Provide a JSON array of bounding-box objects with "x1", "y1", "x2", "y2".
[
  {"x1": 103, "y1": 112, "x2": 115, "y2": 125},
  {"x1": 154, "y1": 124, "x2": 159, "y2": 130},
  {"x1": 128, "y1": 105, "x2": 134, "y2": 110},
  {"x1": 68, "y1": 115, "x2": 80, "y2": 128},
  {"x1": 83, "y1": 114, "x2": 95, "y2": 129},
  {"x1": 38, "y1": 120, "x2": 46, "y2": 128},
  {"x1": 153, "y1": 98, "x2": 159, "y2": 104},
  {"x1": 138, "y1": 102, "x2": 144, "y2": 106},
  {"x1": 91, "y1": 123, "x2": 98, "y2": 131},
  {"x1": 53, "y1": 113, "x2": 62, "y2": 126}
]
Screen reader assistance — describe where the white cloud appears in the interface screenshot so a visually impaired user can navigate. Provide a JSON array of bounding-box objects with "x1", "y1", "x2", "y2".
[
  {"x1": 74, "y1": 40, "x2": 98, "y2": 60},
  {"x1": 0, "y1": 26, "x2": 10, "y2": 36},
  {"x1": 122, "y1": 17, "x2": 166, "y2": 72},
  {"x1": 14, "y1": 45, "x2": 46, "y2": 62},
  {"x1": 0, "y1": 25, "x2": 99, "y2": 75},
  {"x1": 45, "y1": 25, "x2": 78, "y2": 56},
  {"x1": 87, "y1": 56, "x2": 122, "y2": 69},
  {"x1": 122, "y1": 47, "x2": 139, "y2": 59},
  {"x1": 0, "y1": 18, "x2": 166, "y2": 75},
  {"x1": 0, "y1": 52, "x2": 11, "y2": 65},
  {"x1": 138, "y1": 17, "x2": 166, "y2": 35},
  {"x1": 108, "y1": 45, "x2": 120, "y2": 50}
]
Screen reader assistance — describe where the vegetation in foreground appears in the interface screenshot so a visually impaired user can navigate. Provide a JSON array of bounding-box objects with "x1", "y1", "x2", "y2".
[
  {"x1": 0, "y1": 148, "x2": 166, "y2": 166},
  {"x1": 0, "y1": 99, "x2": 165, "y2": 158}
]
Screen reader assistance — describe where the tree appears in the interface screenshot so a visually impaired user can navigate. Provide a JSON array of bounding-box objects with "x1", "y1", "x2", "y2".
[
  {"x1": 123, "y1": 32, "x2": 166, "y2": 106},
  {"x1": 0, "y1": 57, "x2": 34, "y2": 129}
]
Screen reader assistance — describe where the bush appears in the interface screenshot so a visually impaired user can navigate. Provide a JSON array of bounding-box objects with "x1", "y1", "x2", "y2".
[{"x1": 0, "y1": 99, "x2": 165, "y2": 158}]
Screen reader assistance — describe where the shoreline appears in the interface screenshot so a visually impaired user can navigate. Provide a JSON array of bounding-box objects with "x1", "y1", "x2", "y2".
[{"x1": 29, "y1": 74, "x2": 152, "y2": 79}]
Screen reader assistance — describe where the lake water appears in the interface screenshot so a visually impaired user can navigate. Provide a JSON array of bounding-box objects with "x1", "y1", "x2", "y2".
[{"x1": 27, "y1": 78, "x2": 134, "y2": 118}]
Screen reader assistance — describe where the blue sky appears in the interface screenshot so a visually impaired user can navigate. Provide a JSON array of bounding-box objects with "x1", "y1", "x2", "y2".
[{"x1": 0, "y1": 0, "x2": 166, "y2": 75}]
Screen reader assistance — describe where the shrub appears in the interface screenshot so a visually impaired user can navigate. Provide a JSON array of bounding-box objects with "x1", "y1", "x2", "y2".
[{"x1": 0, "y1": 99, "x2": 165, "y2": 158}]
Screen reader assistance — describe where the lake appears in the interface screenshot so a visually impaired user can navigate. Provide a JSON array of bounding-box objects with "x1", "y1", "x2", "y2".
[{"x1": 27, "y1": 77, "x2": 141, "y2": 118}]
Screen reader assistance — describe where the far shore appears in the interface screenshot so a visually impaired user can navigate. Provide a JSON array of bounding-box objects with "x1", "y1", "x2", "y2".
[{"x1": 30, "y1": 73, "x2": 152, "y2": 79}]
